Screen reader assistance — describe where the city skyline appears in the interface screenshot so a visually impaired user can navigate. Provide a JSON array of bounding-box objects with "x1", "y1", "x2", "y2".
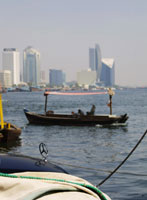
[
  {"x1": 0, "y1": 0, "x2": 147, "y2": 87},
  {"x1": 1, "y1": 45, "x2": 114, "y2": 87}
]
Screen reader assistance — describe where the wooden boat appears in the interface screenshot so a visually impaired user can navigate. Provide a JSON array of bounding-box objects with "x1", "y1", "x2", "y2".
[
  {"x1": 0, "y1": 94, "x2": 21, "y2": 142},
  {"x1": 0, "y1": 123, "x2": 21, "y2": 142},
  {"x1": 24, "y1": 109, "x2": 128, "y2": 126},
  {"x1": 24, "y1": 89, "x2": 128, "y2": 126}
]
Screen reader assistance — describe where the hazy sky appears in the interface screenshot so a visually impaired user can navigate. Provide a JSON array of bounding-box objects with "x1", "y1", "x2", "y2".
[{"x1": 0, "y1": 0, "x2": 147, "y2": 86}]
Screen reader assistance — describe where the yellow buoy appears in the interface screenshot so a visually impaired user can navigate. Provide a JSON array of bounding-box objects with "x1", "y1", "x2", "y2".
[{"x1": 0, "y1": 94, "x2": 4, "y2": 129}]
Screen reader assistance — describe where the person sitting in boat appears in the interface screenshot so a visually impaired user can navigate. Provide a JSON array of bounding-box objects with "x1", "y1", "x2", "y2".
[
  {"x1": 46, "y1": 110, "x2": 54, "y2": 115},
  {"x1": 78, "y1": 109, "x2": 84, "y2": 116},
  {"x1": 87, "y1": 105, "x2": 96, "y2": 115},
  {"x1": 71, "y1": 111, "x2": 78, "y2": 117}
]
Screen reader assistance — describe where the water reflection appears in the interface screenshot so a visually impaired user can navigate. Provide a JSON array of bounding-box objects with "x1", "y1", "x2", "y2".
[
  {"x1": 0, "y1": 138, "x2": 21, "y2": 153},
  {"x1": 99, "y1": 123, "x2": 128, "y2": 132}
]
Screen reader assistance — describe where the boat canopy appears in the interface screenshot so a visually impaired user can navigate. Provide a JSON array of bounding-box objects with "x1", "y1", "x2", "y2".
[{"x1": 44, "y1": 91, "x2": 108, "y2": 96}]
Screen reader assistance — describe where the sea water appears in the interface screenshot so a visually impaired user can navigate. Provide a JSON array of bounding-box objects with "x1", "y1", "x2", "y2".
[{"x1": 0, "y1": 88, "x2": 147, "y2": 200}]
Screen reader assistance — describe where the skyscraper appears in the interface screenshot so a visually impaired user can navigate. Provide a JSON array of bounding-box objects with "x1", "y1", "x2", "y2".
[
  {"x1": 89, "y1": 44, "x2": 102, "y2": 82},
  {"x1": 2, "y1": 48, "x2": 20, "y2": 85},
  {"x1": 89, "y1": 48, "x2": 95, "y2": 71},
  {"x1": 100, "y1": 58, "x2": 115, "y2": 86},
  {"x1": 95, "y1": 44, "x2": 102, "y2": 82},
  {"x1": 23, "y1": 46, "x2": 40, "y2": 86}
]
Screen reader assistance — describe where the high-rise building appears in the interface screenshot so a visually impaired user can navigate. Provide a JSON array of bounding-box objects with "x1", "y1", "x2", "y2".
[
  {"x1": 95, "y1": 44, "x2": 102, "y2": 82},
  {"x1": 0, "y1": 70, "x2": 12, "y2": 88},
  {"x1": 23, "y1": 46, "x2": 40, "y2": 86},
  {"x1": 49, "y1": 69, "x2": 65, "y2": 87},
  {"x1": 89, "y1": 48, "x2": 95, "y2": 71},
  {"x1": 2, "y1": 48, "x2": 20, "y2": 85},
  {"x1": 100, "y1": 58, "x2": 115, "y2": 86},
  {"x1": 89, "y1": 44, "x2": 102, "y2": 82}
]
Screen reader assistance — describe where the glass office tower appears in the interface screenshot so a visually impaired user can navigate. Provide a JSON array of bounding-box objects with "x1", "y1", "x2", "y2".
[
  {"x1": 23, "y1": 46, "x2": 40, "y2": 86},
  {"x1": 100, "y1": 58, "x2": 115, "y2": 86},
  {"x1": 89, "y1": 44, "x2": 102, "y2": 83},
  {"x1": 2, "y1": 48, "x2": 20, "y2": 85},
  {"x1": 49, "y1": 69, "x2": 65, "y2": 87}
]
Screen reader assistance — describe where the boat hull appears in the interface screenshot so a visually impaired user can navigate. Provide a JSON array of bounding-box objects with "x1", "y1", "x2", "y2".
[
  {"x1": 24, "y1": 111, "x2": 128, "y2": 126},
  {"x1": 0, "y1": 124, "x2": 21, "y2": 142}
]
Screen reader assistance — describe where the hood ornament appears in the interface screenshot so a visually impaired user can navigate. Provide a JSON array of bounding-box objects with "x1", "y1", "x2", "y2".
[{"x1": 39, "y1": 143, "x2": 48, "y2": 163}]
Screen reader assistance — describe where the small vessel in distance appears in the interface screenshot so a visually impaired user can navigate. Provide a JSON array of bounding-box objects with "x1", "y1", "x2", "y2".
[
  {"x1": 0, "y1": 94, "x2": 21, "y2": 142},
  {"x1": 24, "y1": 89, "x2": 128, "y2": 126}
]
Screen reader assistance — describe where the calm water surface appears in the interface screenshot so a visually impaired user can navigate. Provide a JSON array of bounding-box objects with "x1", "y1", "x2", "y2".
[{"x1": 0, "y1": 88, "x2": 147, "y2": 200}]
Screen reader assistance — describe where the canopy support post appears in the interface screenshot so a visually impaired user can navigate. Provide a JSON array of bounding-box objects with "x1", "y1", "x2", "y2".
[
  {"x1": 109, "y1": 94, "x2": 112, "y2": 115},
  {"x1": 44, "y1": 94, "x2": 48, "y2": 114},
  {"x1": 108, "y1": 88, "x2": 115, "y2": 115}
]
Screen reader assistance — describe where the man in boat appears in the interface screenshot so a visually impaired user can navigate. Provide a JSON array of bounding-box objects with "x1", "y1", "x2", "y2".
[
  {"x1": 78, "y1": 109, "x2": 84, "y2": 116},
  {"x1": 87, "y1": 105, "x2": 96, "y2": 115}
]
